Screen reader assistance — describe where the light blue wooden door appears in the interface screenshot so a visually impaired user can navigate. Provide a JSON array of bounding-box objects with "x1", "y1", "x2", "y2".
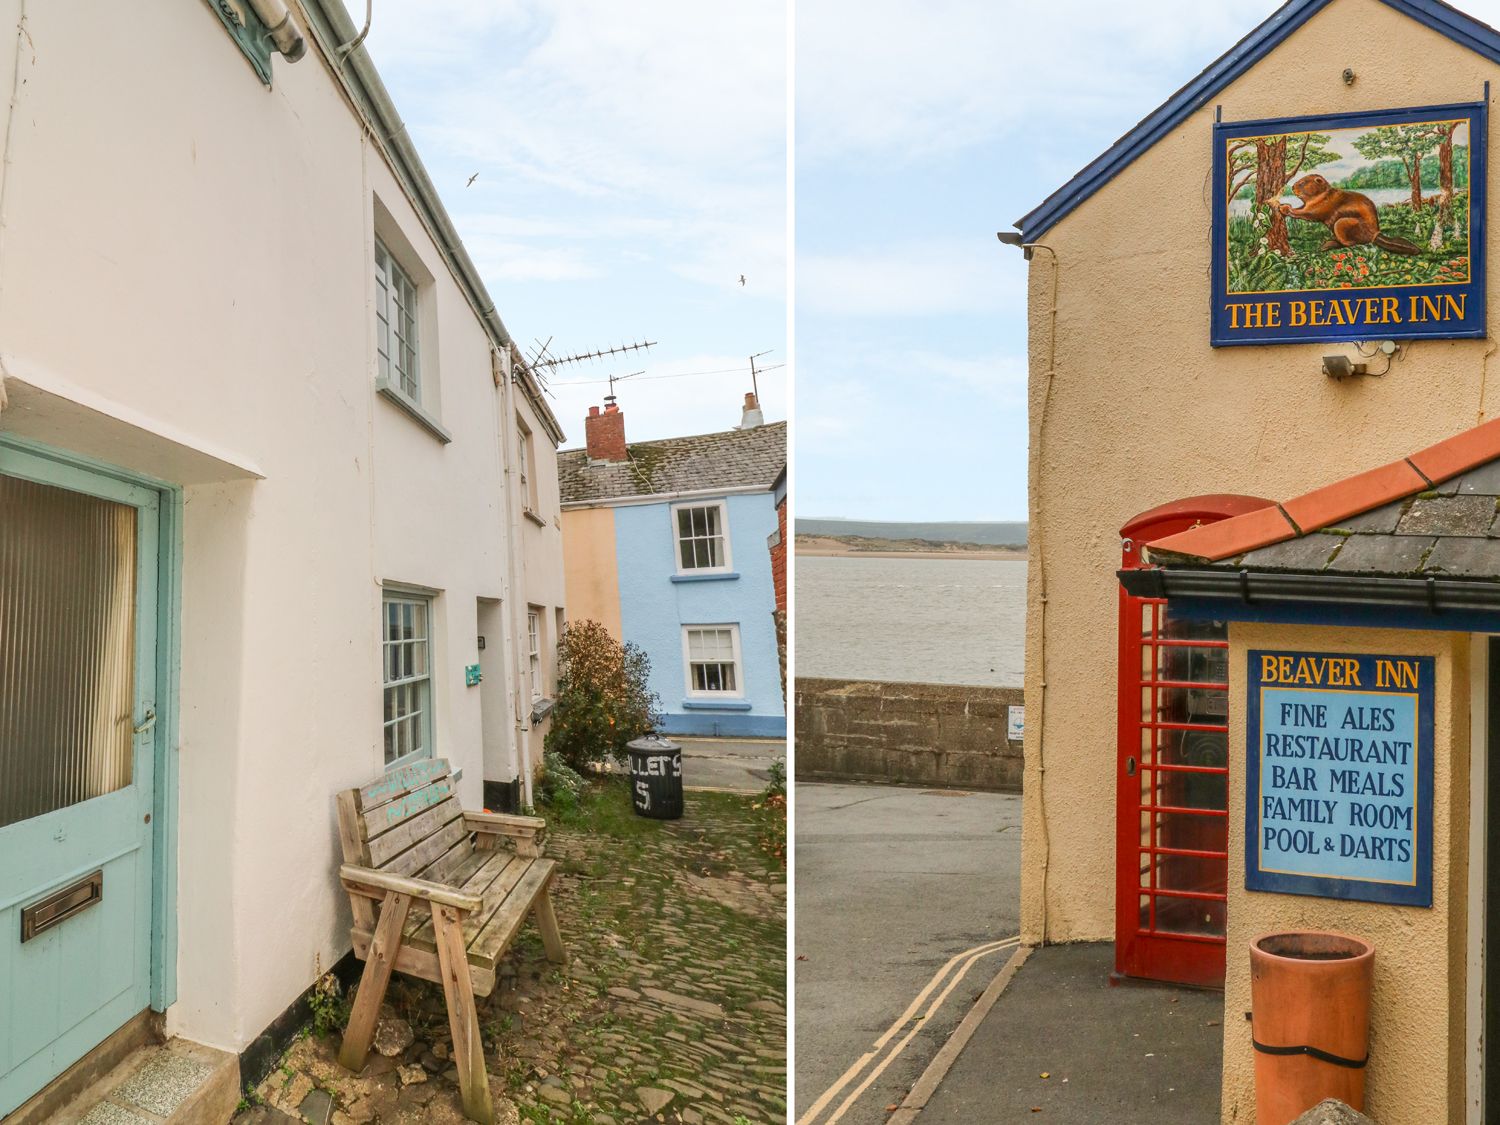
[{"x1": 0, "y1": 446, "x2": 159, "y2": 1117}]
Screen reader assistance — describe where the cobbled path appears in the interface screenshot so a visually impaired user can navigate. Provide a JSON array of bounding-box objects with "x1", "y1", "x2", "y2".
[{"x1": 239, "y1": 786, "x2": 786, "y2": 1125}]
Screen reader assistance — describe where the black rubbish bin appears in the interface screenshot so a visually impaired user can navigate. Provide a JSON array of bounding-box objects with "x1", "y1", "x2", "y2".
[{"x1": 627, "y1": 735, "x2": 683, "y2": 819}]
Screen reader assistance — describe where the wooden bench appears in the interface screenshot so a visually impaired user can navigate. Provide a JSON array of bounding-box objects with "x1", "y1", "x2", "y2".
[{"x1": 334, "y1": 758, "x2": 566, "y2": 1123}]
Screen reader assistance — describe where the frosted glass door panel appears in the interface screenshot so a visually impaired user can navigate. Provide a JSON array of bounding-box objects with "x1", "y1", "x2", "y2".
[{"x1": 0, "y1": 474, "x2": 137, "y2": 828}]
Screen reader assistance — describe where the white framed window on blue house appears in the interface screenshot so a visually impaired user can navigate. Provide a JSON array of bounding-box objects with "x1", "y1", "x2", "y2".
[
  {"x1": 375, "y1": 237, "x2": 421, "y2": 402},
  {"x1": 673, "y1": 500, "x2": 731, "y2": 573},
  {"x1": 683, "y1": 625, "x2": 743, "y2": 697},
  {"x1": 382, "y1": 592, "x2": 433, "y2": 766}
]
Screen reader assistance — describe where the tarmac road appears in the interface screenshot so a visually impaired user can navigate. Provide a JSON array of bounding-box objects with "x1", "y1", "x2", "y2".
[
  {"x1": 677, "y1": 736, "x2": 783, "y2": 793},
  {"x1": 794, "y1": 782, "x2": 1022, "y2": 1125}
]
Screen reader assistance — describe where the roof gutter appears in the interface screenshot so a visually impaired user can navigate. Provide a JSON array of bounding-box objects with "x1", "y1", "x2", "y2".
[
  {"x1": 560, "y1": 482, "x2": 773, "y2": 511},
  {"x1": 296, "y1": 0, "x2": 565, "y2": 445},
  {"x1": 1119, "y1": 566, "x2": 1500, "y2": 617}
]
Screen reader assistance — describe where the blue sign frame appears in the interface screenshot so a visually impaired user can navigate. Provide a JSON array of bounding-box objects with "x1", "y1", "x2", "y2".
[
  {"x1": 1212, "y1": 101, "x2": 1487, "y2": 347},
  {"x1": 1245, "y1": 650, "x2": 1433, "y2": 907}
]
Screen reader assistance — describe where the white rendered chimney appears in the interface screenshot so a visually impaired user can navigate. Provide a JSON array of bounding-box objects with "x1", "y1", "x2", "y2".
[{"x1": 738, "y1": 391, "x2": 763, "y2": 429}]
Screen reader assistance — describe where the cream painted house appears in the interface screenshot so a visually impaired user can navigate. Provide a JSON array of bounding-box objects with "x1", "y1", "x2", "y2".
[
  {"x1": 1009, "y1": 0, "x2": 1500, "y2": 1119},
  {"x1": 0, "y1": 0, "x2": 566, "y2": 1115}
]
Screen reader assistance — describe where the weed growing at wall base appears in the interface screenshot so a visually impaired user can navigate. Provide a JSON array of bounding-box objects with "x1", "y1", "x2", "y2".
[{"x1": 752, "y1": 757, "x2": 787, "y2": 867}]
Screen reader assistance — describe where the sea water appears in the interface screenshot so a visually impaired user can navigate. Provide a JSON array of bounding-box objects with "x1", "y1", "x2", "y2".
[{"x1": 794, "y1": 556, "x2": 1025, "y2": 687}]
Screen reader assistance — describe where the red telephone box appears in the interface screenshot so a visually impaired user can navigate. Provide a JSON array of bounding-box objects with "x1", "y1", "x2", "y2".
[{"x1": 1115, "y1": 495, "x2": 1273, "y2": 987}]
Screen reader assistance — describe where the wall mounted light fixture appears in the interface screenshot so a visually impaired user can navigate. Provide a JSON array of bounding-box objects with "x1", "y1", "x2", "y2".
[{"x1": 1323, "y1": 355, "x2": 1367, "y2": 379}]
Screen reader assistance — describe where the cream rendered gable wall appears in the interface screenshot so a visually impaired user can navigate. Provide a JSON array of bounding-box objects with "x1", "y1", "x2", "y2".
[
  {"x1": 1022, "y1": 0, "x2": 1500, "y2": 947},
  {"x1": 0, "y1": 0, "x2": 545, "y2": 1053}
]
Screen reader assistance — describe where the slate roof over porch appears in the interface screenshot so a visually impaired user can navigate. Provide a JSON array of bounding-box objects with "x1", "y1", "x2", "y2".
[
  {"x1": 1124, "y1": 418, "x2": 1500, "y2": 619},
  {"x1": 1144, "y1": 415, "x2": 1500, "y2": 580},
  {"x1": 1155, "y1": 460, "x2": 1500, "y2": 582}
]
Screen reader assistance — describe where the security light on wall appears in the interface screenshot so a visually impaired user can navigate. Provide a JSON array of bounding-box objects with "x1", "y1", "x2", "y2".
[{"x1": 1322, "y1": 355, "x2": 1367, "y2": 379}]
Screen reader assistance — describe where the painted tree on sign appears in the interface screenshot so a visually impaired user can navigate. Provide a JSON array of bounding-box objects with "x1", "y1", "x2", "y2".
[
  {"x1": 1433, "y1": 121, "x2": 1458, "y2": 229},
  {"x1": 1352, "y1": 123, "x2": 1446, "y2": 210},
  {"x1": 1227, "y1": 132, "x2": 1339, "y2": 255}
]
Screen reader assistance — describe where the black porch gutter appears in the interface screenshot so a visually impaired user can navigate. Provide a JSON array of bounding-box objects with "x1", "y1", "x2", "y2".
[{"x1": 1119, "y1": 566, "x2": 1500, "y2": 632}]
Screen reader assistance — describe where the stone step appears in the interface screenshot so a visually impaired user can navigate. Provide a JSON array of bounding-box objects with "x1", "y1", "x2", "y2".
[{"x1": 44, "y1": 1039, "x2": 241, "y2": 1125}]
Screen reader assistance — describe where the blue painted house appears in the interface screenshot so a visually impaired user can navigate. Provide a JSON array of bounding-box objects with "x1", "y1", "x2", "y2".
[{"x1": 559, "y1": 397, "x2": 786, "y2": 738}]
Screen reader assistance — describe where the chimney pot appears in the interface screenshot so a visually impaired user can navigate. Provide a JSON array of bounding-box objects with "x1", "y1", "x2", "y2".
[{"x1": 588, "y1": 405, "x2": 600, "y2": 418}]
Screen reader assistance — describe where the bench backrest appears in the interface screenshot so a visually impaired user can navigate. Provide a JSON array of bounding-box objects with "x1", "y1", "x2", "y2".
[{"x1": 336, "y1": 758, "x2": 472, "y2": 885}]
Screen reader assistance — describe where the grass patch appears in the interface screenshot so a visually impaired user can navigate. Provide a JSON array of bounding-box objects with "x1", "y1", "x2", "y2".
[{"x1": 539, "y1": 775, "x2": 660, "y2": 840}]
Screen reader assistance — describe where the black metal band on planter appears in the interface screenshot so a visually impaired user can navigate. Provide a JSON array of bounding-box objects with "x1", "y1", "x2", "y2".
[{"x1": 1251, "y1": 1039, "x2": 1369, "y2": 1069}]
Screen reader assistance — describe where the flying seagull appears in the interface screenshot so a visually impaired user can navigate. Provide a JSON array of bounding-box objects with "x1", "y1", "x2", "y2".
[{"x1": 466, "y1": 172, "x2": 479, "y2": 187}]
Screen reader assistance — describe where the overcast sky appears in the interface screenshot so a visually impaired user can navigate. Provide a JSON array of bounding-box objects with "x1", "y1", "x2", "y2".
[
  {"x1": 361, "y1": 0, "x2": 1500, "y2": 519},
  {"x1": 795, "y1": 0, "x2": 1500, "y2": 521},
  {"x1": 363, "y1": 2, "x2": 787, "y2": 448}
]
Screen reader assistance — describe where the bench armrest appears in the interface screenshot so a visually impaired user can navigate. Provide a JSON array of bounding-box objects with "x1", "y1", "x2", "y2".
[
  {"x1": 464, "y1": 811, "x2": 546, "y2": 836},
  {"x1": 464, "y1": 811, "x2": 546, "y2": 856},
  {"x1": 339, "y1": 864, "x2": 483, "y2": 914}
]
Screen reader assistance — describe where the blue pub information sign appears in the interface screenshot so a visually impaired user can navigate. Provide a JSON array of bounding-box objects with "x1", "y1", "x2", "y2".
[
  {"x1": 1212, "y1": 101, "x2": 1486, "y2": 347},
  {"x1": 1246, "y1": 651, "x2": 1433, "y2": 907}
]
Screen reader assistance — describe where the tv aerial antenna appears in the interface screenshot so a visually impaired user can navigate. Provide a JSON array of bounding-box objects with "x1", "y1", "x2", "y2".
[
  {"x1": 604, "y1": 371, "x2": 646, "y2": 405},
  {"x1": 748, "y1": 350, "x2": 772, "y2": 401},
  {"x1": 527, "y1": 338, "x2": 657, "y2": 372}
]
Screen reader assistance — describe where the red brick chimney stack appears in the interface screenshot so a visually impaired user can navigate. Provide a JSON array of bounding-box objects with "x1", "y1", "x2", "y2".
[{"x1": 585, "y1": 401, "x2": 628, "y2": 461}]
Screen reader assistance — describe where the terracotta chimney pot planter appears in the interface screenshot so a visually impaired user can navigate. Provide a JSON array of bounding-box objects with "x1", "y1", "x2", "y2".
[{"x1": 1250, "y1": 930, "x2": 1375, "y2": 1125}]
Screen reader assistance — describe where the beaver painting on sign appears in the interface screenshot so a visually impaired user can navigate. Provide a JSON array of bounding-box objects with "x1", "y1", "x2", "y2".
[{"x1": 1211, "y1": 101, "x2": 1485, "y2": 346}]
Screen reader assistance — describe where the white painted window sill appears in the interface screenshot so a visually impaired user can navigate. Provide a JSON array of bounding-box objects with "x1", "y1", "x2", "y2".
[
  {"x1": 376, "y1": 379, "x2": 452, "y2": 444},
  {"x1": 523, "y1": 509, "x2": 547, "y2": 527}
]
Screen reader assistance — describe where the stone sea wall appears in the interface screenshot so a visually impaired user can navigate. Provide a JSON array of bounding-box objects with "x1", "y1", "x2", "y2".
[{"x1": 794, "y1": 677, "x2": 1023, "y2": 791}]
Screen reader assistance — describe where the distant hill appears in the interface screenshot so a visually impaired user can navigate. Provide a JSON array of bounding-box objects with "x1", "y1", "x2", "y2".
[{"x1": 796, "y1": 518, "x2": 1027, "y2": 547}]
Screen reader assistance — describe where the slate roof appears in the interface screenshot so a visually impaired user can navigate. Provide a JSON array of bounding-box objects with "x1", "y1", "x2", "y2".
[
  {"x1": 1014, "y1": 0, "x2": 1500, "y2": 239},
  {"x1": 1188, "y1": 470, "x2": 1500, "y2": 581},
  {"x1": 1144, "y1": 417, "x2": 1500, "y2": 581},
  {"x1": 558, "y1": 421, "x2": 786, "y2": 506}
]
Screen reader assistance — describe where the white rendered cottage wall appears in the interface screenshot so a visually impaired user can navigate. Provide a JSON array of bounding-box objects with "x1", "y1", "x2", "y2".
[
  {"x1": 515, "y1": 389, "x2": 567, "y2": 776},
  {"x1": 0, "y1": 1, "x2": 540, "y2": 1051}
]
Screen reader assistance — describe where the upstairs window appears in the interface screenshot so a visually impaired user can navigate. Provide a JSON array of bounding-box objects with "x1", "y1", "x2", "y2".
[
  {"x1": 674, "y1": 501, "x2": 730, "y2": 572},
  {"x1": 518, "y1": 419, "x2": 538, "y2": 513},
  {"x1": 684, "y1": 625, "x2": 741, "y2": 696},
  {"x1": 375, "y1": 238, "x2": 421, "y2": 402}
]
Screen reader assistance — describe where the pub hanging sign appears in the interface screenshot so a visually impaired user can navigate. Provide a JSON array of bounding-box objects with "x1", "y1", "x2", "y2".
[
  {"x1": 1212, "y1": 101, "x2": 1486, "y2": 346},
  {"x1": 1246, "y1": 651, "x2": 1433, "y2": 907}
]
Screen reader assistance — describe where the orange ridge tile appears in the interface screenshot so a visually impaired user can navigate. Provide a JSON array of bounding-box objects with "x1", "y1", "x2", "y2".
[
  {"x1": 1146, "y1": 503, "x2": 1298, "y2": 563},
  {"x1": 1407, "y1": 415, "x2": 1500, "y2": 485},
  {"x1": 1280, "y1": 458, "x2": 1428, "y2": 537}
]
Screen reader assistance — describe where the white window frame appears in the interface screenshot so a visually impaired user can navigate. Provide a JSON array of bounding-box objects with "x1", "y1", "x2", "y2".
[
  {"x1": 682, "y1": 624, "x2": 744, "y2": 699},
  {"x1": 517, "y1": 418, "x2": 538, "y2": 514},
  {"x1": 375, "y1": 236, "x2": 422, "y2": 403},
  {"x1": 527, "y1": 608, "x2": 542, "y2": 702},
  {"x1": 671, "y1": 499, "x2": 733, "y2": 575},
  {"x1": 382, "y1": 591, "x2": 435, "y2": 768}
]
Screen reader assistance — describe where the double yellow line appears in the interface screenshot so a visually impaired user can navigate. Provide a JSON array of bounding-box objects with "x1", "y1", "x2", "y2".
[{"x1": 797, "y1": 935, "x2": 1021, "y2": 1125}]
